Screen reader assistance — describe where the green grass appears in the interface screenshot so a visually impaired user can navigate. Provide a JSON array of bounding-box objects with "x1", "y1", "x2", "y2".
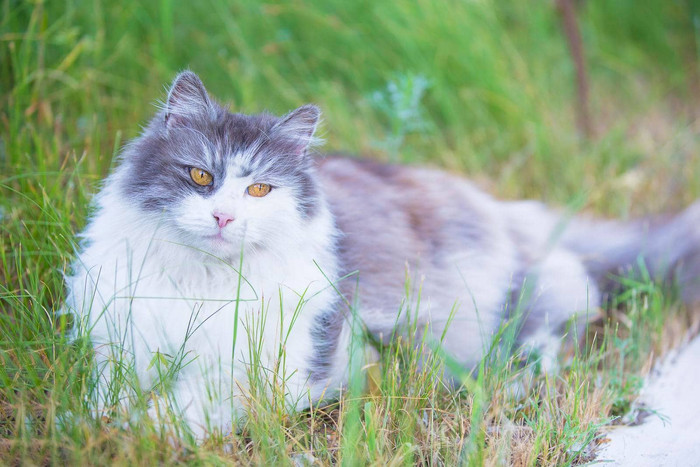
[{"x1": 2, "y1": 0, "x2": 700, "y2": 464}]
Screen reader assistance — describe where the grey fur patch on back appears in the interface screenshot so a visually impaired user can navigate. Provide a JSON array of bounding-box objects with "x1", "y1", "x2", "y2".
[{"x1": 317, "y1": 156, "x2": 503, "y2": 344}]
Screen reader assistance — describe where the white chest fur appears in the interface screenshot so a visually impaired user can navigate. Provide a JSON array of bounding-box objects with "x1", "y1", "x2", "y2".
[{"x1": 65, "y1": 185, "x2": 345, "y2": 435}]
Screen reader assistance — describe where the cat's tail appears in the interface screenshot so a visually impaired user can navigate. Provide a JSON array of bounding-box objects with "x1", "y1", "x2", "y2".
[{"x1": 562, "y1": 201, "x2": 700, "y2": 304}]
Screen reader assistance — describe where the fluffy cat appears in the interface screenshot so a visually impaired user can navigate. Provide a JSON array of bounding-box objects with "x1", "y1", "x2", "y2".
[{"x1": 64, "y1": 71, "x2": 700, "y2": 438}]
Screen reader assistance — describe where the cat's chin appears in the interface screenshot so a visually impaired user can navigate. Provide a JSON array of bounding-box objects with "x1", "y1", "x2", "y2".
[
  {"x1": 200, "y1": 233, "x2": 245, "y2": 257},
  {"x1": 206, "y1": 232, "x2": 228, "y2": 243},
  {"x1": 204, "y1": 233, "x2": 237, "y2": 251}
]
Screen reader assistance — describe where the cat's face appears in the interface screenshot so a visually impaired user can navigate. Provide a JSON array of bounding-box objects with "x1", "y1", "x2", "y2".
[{"x1": 118, "y1": 71, "x2": 322, "y2": 257}]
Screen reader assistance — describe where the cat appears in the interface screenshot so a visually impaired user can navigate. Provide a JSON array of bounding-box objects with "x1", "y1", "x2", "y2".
[{"x1": 63, "y1": 71, "x2": 700, "y2": 439}]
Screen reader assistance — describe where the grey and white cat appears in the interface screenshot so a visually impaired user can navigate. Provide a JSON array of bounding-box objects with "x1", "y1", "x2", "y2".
[{"x1": 64, "y1": 71, "x2": 700, "y2": 438}]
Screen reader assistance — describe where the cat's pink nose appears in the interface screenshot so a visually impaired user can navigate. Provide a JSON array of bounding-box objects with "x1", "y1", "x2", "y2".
[{"x1": 213, "y1": 211, "x2": 234, "y2": 228}]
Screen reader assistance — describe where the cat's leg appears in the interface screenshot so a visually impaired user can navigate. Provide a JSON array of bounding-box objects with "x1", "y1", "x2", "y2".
[
  {"x1": 427, "y1": 307, "x2": 502, "y2": 374},
  {"x1": 513, "y1": 248, "x2": 600, "y2": 372},
  {"x1": 147, "y1": 367, "x2": 238, "y2": 440},
  {"x1": 81, "y1": 338, "x2": 155, "y2": 435},
  {"x1": 92, "y1": 344, "x2": 120, "y2": 417}
]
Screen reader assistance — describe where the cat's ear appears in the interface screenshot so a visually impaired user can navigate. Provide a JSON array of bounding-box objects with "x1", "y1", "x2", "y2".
[
  {"x1": 274, "y1": 104, "x2": 321, "y2": 156},
  {"x1": 164, "y1": 71, "x2": 213, "y2": 127}
]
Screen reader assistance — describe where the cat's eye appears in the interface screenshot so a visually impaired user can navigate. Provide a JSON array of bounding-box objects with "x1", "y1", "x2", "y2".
[
  {"x1": 190, "y1": 167, "x2": 213, "y2": 186},
  {"x1": 247, "y1": 183, "x2": 271, "y2": 197}
]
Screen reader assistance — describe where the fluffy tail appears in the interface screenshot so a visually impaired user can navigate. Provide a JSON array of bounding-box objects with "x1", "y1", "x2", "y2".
[{"x1": 562, "y1": 201, "x2": 700, "y2": 304}]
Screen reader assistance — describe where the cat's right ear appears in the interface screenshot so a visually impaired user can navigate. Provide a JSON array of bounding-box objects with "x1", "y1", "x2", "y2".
[
  {"x1": 164, "y1": 71, "x2": 213, "y2": 127},
  {"x1": 273, "y1": 104, "x2": 322, "y2": 156}
]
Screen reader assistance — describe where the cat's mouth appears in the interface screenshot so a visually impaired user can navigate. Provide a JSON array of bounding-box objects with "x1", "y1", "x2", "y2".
[
  {"x1": 206, "y1": 232, "x2": 228, "y2": 243},
  {"x1": 200, "y1": 223, "x2": 248, "y2": 248}
]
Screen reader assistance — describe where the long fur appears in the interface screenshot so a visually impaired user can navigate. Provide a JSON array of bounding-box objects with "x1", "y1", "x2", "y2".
[{"x1": 64, "y1": 71, "x2": 700, "y2": 437}]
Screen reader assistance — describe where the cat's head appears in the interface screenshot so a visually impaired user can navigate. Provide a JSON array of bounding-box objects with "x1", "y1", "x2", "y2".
[{"x1": 117, "y1": 71, "x2": 324, "y2": 257}]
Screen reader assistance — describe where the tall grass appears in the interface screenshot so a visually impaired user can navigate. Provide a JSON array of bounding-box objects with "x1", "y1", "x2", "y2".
[{"x1": 2, "y1": 0, "x2": 699, "y2": 464}]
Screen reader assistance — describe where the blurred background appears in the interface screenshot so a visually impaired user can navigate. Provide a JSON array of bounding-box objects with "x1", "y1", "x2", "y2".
[{"x1": 2, "y1": 0, "x2": 700, "y2": 297}]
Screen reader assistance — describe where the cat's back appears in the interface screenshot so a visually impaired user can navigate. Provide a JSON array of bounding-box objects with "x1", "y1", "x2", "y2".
[
  {"x1": 317, "y1": 156, "x2": 503, "y2": 253},
  {"x1": 317, "y1": 156, "x2": 517, "y2": 322}
]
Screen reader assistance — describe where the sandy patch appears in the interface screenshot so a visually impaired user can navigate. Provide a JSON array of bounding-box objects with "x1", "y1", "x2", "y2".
[{"x1": 598, "y1": 335, "x2": 700, "y2": 466}]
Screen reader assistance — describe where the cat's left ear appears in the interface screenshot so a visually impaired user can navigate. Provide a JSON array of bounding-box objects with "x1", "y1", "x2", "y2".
[
  {"x1": 274, "y1": 104, "x2": 321, "y2": 156},
  {"x1": 164, "y1": 71, "x2": 214, "y2": 127}
]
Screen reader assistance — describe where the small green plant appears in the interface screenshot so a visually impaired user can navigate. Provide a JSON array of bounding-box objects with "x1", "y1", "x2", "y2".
[{"x1": 368, "y1": 73, "x2": 431, "y2": 161}]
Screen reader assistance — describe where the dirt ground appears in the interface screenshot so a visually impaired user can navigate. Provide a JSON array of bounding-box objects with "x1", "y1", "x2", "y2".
[{"x1": 598, "y1": 335, "x2": 700, "y2": 466}]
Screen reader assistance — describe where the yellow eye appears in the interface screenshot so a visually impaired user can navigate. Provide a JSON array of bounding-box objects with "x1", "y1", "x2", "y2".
[
  {"x1": 247, "y1": 183, "x2": 271, "y2": 197},
  {"x1": 190, "y1": 167, "x2": 213, "y2": 186}
]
